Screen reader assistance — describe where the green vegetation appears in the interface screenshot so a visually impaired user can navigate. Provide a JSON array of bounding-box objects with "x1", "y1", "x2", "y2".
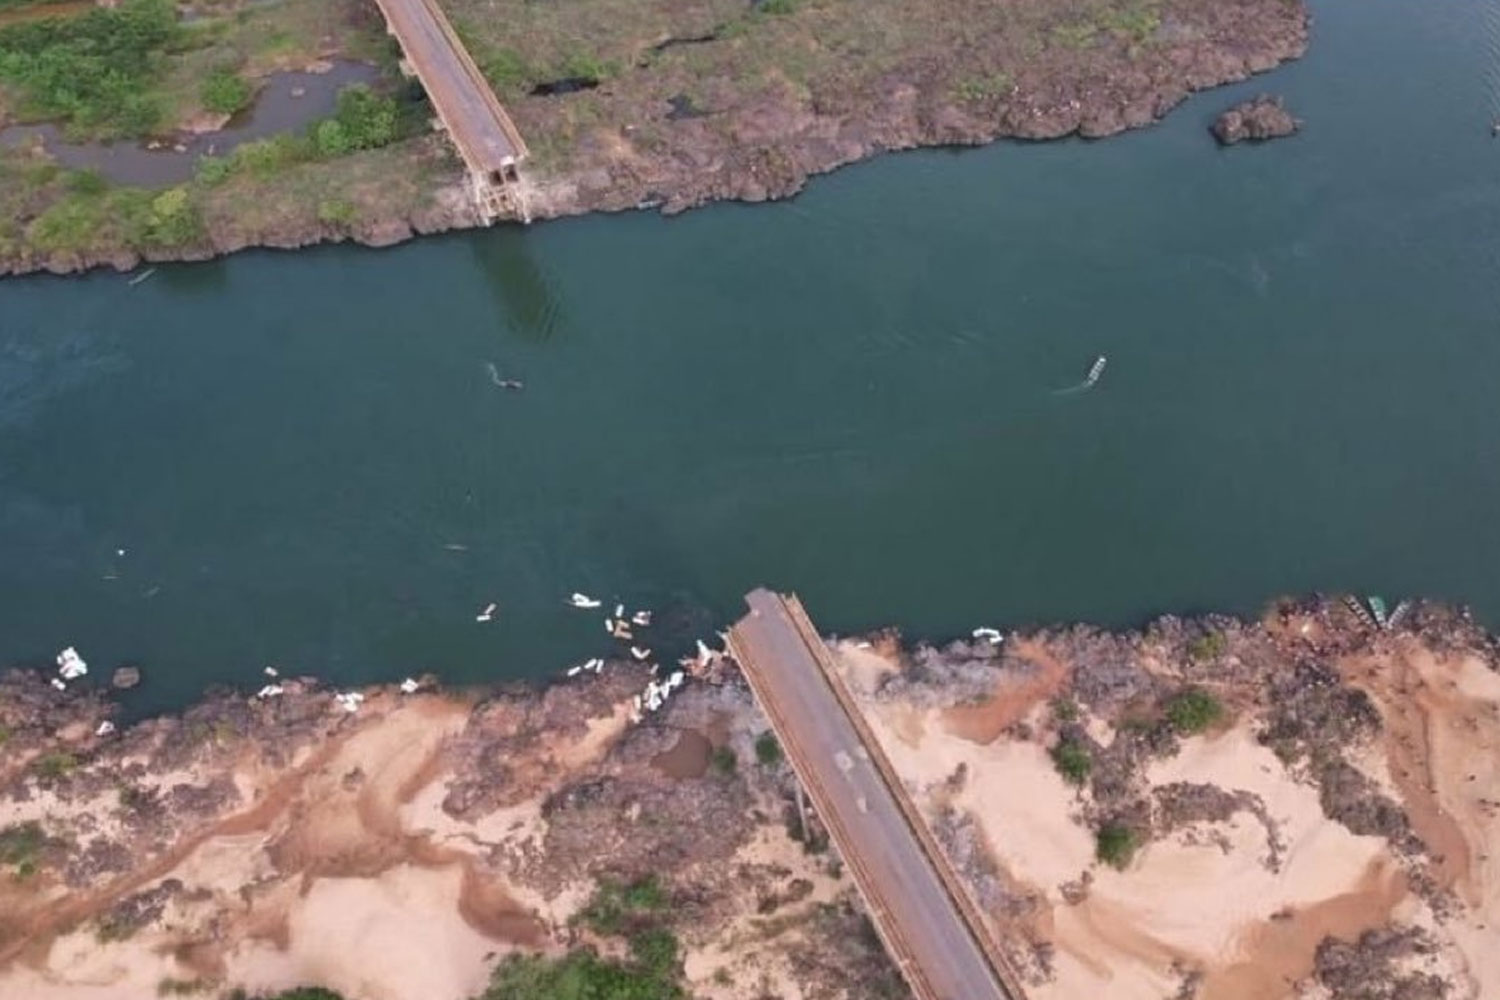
[
  {"x1": 578, "y1": 875, "x2": 668, "y2": 935},
  {"x1": 480, "y1": 944, "x2": 686, "y2": 1000},
  {"x1": 225, "y1": 989, "x2": 346, "y2": 1000},
  {"x1": 1164, "y1": 688, "x2": 1224, "y2": 735},
  {"x1": 0, "y1": 723, "x2": 11, "y2": 745},
  {"x1": 311, "y1": 85, "x2": 400, "y2": 157},
  {"x1": 1187, "y1": 630, "x2": 1227, "y2": 661},
  {"x1": 1095, "y1": 822, "x2": 1138, "y2": 869},
  {"x1": 0, "y1": 821, "x2": 45, "y2": 876},
  {"x1": 200, "y1": 67, "x2": 253, "y2": 115},
  {"x1": 953, "y1": 71, "x2": 1012, "y2": 103},
  {"x1": 754, "y1": 730, "x2": 783, "y2": 766},
  {"x1": 158, "y1": 979, "x2": 213, "y2": 996},
  {"x1": 29, "y1": 184, "x2": 203, "y2": 252},
  {"x1": 0, "y1": 0, "x2": 178, "y2": 137},
  {"x1": 1051, "y1": 695, "x2": 1080, "y2": 723},
  {"x1": 759, "y1": 0, "x2": 797, "y2": 15},
  {"x1": 1049, "y1": 737, "x2": 1092, "y2": 786},
  {"x1": 709, "y1": 744, "x2": 737, "y2": 776},
  {"x1": 33, "y1": 750, "x2": 79, "y2": 779}
]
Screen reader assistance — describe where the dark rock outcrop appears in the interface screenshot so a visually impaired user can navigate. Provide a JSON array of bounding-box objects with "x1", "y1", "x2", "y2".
[{"x1": 1212, "y1": 95, "x2": 1299, "y2": 144}]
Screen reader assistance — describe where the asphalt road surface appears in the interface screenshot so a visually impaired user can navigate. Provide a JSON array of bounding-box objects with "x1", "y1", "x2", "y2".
[
  {"x1": 729, "y1": 589, "x2": 1015, "y2": 1000},
  {"x1": 371, "y1": 0, "x2": 519, "y2": 170}
]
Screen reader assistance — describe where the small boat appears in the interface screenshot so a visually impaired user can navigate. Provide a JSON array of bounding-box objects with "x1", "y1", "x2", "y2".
[
  {"x1": 630, "y1": 646, "x2": 652, "y2": 661},
  {"x1": 614, "y1": 604, "x2": 625, "y2": 618},
  {"x1": 476, "y1": 602, "x2": 497, "y2": 622},
  {"x1": 263, "y1": 666, "x2": 279, "y2": 678},
  {"x1": 127, "y1": 268, "x2": 156, "y2": 288},
  {"x1": 95, "y1": 721, "x2": 116, "y2": 736},
  {"x1": 57, "y1": 647, "x2": 88, "y2": 680},
  {"x1": 971, "y1": 627, "x2": 1003, "y2": 644},
  {"x1": 399, "y1": 677, "x2": 420, "y2": 693},
  {"x1": 631, "y1": 610, "x2": 652, "y2": 627},
  {"x1": 566, "y1": 664, "x2": 584, "y2": 677},
  {"x1": 1367, "y1": 596, "x2": 1389, "y2": 628},
  {"x1": 1084, "y1": 355, "x2": 1107, "y2": 386},
  {"x1": 570, "y1": 593, "x2": 602, "y2": 609}
]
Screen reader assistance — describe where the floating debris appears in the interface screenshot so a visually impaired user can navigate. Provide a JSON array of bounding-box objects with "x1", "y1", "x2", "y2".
[
  {"x1": 570, "y1": 592, "x2": 603, "y2": 609},
  {"x1": 95, "y1": 720, "x2": 116, "y2": 737},
  {"x1": 443, "y1": 543, "x2": 469, "y2": 552},
  {"x1": 399, "y1": 677, "x2": 420, "y2": 694},
  {"x1": 57, "y1": 647, "x2": 87, "y2": 680},
  {"x1": 333, "y1": 691, "x2": 365, "y2": 713},
  {"x1": 476, "y1": 602, "x2": 498, "y2": 623}
]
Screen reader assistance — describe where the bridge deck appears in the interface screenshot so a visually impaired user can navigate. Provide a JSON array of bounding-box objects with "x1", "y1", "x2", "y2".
[
  {"x1": 370, "y1": 0, "x2": 527, "y2": 179},
  {"x1": 728, "y1": 589, "x2": 1023, "y2": 1000}
]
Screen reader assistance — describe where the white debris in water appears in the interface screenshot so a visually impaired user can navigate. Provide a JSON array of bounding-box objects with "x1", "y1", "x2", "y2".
[
  {"x1": 257, "y1": 684, "x2": 284, "y2": 699},
  {"x1": 56, "y1": 647, "x2": 88, "y2": 680},
  {"x1": 263, "y1": 666, "x2": 280, "y2": 678},
  {"x1": 570, "y1": 593, "x2": 602, "y2": 609},
  {"x1": 475, "y1": 602, "x2": 498, "y2": 623},
  {"x1": 95, "y1": 721, "x2": 115, "y2": 737},
  {"x1": 399, "y1": 677, "x2": 420, "y2": 694}
]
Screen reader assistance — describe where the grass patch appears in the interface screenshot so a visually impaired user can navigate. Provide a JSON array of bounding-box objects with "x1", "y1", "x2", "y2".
[
  {"x1": 0, "y1": 0, "x2": 178, "y2": 137},
  {"x1": 28, "y1": 184, "x2": 203, "y2": 252},
  {"x1": 480, "y1": 945, "x2": 686, "y2": 1000},
  {"x1": 953, "y1": 71, "x2": 1012, "y2": 102},
  {"x1": 1049, "y1": 738, "x2": 1092, "y2": 786},
  {"x1": 1095, "y1": 822, "x2": 1138, "y2": 869},
  {"x1": 754, "y1": 731, "x2": 782, "y2": 766},
  {"x1": 1164, "y1": 688, "x2": 1224, "y2": 735}
]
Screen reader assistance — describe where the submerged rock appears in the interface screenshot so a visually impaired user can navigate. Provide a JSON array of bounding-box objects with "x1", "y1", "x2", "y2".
[
  {"x1": 111, "y1": 666, "x2": 141, "y2": 689},
  {"x1": 1212, "y1": 95, "x2": 1299, "y2": 145}
]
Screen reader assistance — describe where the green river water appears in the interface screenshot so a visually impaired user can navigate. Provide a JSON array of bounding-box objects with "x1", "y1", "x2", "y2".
[{"x1": 3, "y1": 0, "x2": 1500, "y2": 712}]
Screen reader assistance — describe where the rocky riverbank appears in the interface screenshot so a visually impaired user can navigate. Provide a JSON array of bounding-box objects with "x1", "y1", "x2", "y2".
[
  {"x1": 1, "y1": 593, "x2": 1496, "y2": 1000},
  {"x1": 0, "y1": 0, "x2": 1308, "y2": 278}
]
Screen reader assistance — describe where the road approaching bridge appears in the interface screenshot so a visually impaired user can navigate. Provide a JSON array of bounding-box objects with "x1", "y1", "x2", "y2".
[
  {"x1": 369, "y1": 0, "x2": 529, "y2": 220},
  {"x1": 727, "y1": 589, "x2": 1026, "y2": 1000}
]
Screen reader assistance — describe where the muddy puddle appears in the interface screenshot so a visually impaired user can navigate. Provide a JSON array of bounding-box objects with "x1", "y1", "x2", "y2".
[
  {"x1": 0, "y1": 60, "x2": 379, "y2": 187},
  {"x1": 650, "y1": 729, "x2": 713, "y2": 779}
]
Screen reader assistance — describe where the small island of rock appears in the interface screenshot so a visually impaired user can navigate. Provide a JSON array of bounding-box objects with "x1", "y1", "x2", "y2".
[{"x1": 1212, "y1": 95, "x2": 1300, "y2": 144}]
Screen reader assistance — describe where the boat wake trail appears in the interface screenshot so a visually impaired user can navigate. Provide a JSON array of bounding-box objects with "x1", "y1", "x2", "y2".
[{"x1": 1052, "y1": 355, "x2": 1108, "y2": 395}]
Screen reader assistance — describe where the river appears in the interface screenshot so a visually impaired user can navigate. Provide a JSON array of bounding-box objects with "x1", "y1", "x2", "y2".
[{"x1": 1, "y1": 0, "x2": 1498, "y2": 713}]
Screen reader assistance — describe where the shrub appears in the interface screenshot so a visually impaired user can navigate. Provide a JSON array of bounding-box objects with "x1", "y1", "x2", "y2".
[
  {"x1": 0, "y1": 822, "x2": 45, "y2": 868},
  {"x1": 480, "y1": 948, "x2": 685, "y2": 1000},
  {"x1": 1049, "y1": 738, "x2": 1091, "y2": 786},
  {"x1": 1096, "y1": 823, "x2": 1138, "y2": 869},
  {"x1": 330, "y1": 84, "x2": 397, "y2": 149},
  {"x1": 1164, "y1": 688, "x2": 1223, "y2": 735},
  {"x1": 710, "y1": 745, "x2": 737, "y2": 776},
  {"x1": 760, "y1": 0, "x2": 797, "y2": 14},
  {"x1": 145, "y1": 186, "x2": 201, "y2": 245},
  {"x1": 200, "y1": 68, "x2": 253, "y2": 115},
  {"x1": 312, "y1": 118, "x2": 352, "y2": 158},
  {"x1": 628, "y1": 927, "x2": 680, "y2": 977},
  {"x1": 754, "y1": 731, "x2": 782, "y2": 766},
  {"x1": 578, "y1": 875, "x2": 666, "y2": 934},
  {"x1": 1051, "y1": 696, "x2": 1079, "y2": 723},
  {"x1": 481, "y1": 47, "x2": 530, "y2": 90}
]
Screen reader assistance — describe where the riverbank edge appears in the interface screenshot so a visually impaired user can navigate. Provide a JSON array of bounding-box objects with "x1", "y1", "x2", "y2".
[
  {"x1": 0, "y1": 28, "x2": 1307, "y2": 280},
  {"x1": 2, "y1": 591, "x2": 1476, "y2": 741}
]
